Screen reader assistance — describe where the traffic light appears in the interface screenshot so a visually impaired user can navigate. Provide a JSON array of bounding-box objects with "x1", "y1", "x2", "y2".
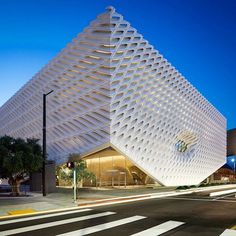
[{"x1": 67, "y1": 162, "x2": 74, "y2": 169}]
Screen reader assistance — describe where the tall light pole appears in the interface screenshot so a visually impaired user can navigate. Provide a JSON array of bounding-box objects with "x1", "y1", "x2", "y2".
[
  {"x1": 42, "y1": 90, "x2": 53, "y2": 196},
  {"x1": 232, "y1": 158, "x2": 235, "y2": 182}
]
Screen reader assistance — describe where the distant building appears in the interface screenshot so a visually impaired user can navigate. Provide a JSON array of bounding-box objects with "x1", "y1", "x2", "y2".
[
  {"x1": 0, "y1": 7, "x2": 226, "y2": 186},
  {"x1": 208, "y1": 164, "x2": 235, "y2": 184},
  {"x1": 227, "y1": 129, "x2": 236, "y2": 156}
]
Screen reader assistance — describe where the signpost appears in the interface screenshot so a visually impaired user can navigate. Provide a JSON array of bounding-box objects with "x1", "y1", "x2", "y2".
[{"x1": 67, "y1": 162, "x2": 77, "y2": 203}]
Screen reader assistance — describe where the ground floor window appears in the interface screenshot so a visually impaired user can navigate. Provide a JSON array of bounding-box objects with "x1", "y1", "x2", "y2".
[
  {"x1": 83, "y1": 148, "x2": 155, "y2": 187},
  {"x1": 56, "y1": 148, "x2": 156, "y2": 188}
]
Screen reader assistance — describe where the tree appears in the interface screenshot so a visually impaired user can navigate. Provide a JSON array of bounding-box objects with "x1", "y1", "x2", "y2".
[
  {"x1": 74, "y1": 160, "x2": 96, "y2": 187},
  {"x1": 0, "y1": 136, "x2": 43, "y2": 196},
  {"x1": 68, "y1": 153, "x2": 96, "y2": 187},
  {"x1": 57, "y1": 153, "x2": 95, "y2": 188},
  {"x1": 56, "y1": 164, "x2": 72, "y2": 186}
]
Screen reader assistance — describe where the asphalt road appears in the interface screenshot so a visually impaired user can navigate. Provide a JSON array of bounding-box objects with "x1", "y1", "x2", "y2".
[{"x1": 1, "y1": 191, "x2": 236, "y2": 236}]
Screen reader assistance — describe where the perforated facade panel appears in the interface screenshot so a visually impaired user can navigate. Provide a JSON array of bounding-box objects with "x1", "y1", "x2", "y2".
[{"x1": 0, "y1": 7, "x2": 226, "y2": 186}]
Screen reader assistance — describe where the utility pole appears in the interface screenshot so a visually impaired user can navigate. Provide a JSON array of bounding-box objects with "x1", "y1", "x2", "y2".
[{"x1": 42, "y1": 90, "x2": 53, "y2": 196}]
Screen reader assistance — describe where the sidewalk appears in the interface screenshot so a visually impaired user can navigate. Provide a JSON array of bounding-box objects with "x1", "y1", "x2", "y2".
[{"x1": 0, "y1": 185, "x2": 236, "y2": 217}]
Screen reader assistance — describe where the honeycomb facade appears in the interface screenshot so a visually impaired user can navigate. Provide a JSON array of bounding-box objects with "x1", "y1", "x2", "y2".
[{"x1": 0, "y1": 7, "x2": 226, "y2": 186}]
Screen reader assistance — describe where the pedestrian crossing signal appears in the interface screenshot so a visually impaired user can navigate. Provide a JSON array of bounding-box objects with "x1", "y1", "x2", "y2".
[{"x1": 67, "y1": 162, "x2": 74, "y2": 169}]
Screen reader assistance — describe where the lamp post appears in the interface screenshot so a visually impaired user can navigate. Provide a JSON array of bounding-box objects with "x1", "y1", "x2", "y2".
[
  {"x1": 232, "y1": 158, "x2": 235, "y2": 182},
  {"x1": 42, "y1": 90, "x2": 53, "y2": 196}
]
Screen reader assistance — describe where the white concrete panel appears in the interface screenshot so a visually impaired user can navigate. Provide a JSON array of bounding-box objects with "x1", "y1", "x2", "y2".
[{"x1": 0, "y1": 6, "x2": 226, "y2": 186}]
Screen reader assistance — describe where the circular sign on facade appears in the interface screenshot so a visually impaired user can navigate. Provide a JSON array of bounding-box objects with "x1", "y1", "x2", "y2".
[{"x1": 175, "y1": 131, "x2": 198, "y2": 153}]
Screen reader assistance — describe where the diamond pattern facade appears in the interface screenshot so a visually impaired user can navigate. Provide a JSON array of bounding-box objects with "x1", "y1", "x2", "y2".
[{"x1": 0, "y1": 7, "x2": 226, "y2": 186}]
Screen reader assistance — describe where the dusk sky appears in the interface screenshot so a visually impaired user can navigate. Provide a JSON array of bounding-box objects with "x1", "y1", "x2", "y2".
[{"x1": 0, "y1": 0, "x2": 235, "y2": 131}]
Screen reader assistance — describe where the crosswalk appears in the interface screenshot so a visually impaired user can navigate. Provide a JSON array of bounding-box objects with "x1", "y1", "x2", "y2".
[
  {"x1": 0, "y1": 208, "x2": 235, "y2": 236},
  {"x1": 130, "y1": 221, "x2": 185, "y2": 236},
  {"x1": 0, "y1": 211, "x2": 116, "y2": 235},
  {"x1": 58, "y1": 215, "x2": 146, "y2": 236},
  {"x1": 0, "y1": 209, "x2": 92, "y2": 226}
]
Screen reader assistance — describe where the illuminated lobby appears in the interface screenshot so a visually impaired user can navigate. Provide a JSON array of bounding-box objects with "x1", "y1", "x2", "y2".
[{"x1": 82, "y1": 148, "x2": 156, "y2": 187}]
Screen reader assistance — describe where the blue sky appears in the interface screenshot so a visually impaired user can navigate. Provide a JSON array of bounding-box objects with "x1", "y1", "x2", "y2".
[{"x1": 0, "y1": 0, "x2": 235, "y2": 129}]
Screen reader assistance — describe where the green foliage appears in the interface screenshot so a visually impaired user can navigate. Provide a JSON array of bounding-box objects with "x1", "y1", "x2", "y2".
[
  {"x1": 57, "y1": 154, "x2": 96, "y2": 187},
  {"x1": 189, "y1": 185, "x2": 197, "y2": 188},
  {"x1": 56, "y1": 164, "x2": 72, "y2": 184},
  {"x1": 3, "y1": 151, "x2": 24, "y2": 176},
  {"x1": 75, "y1": 160, "x2": 96, "y2": 182},
  {"x1": 199, "y1": 183, "x2": 206, "y2": 187},
  {"x1": 176, "y1": 185, "x2": 197, "y2": 190},
  {"x1": 68, "y1": 153, "x2": 96, "y2": 182},
  {"x1": 199, "y1": 182, "x2": 228, "y2": 187},
  {"x1": 0, "y1": 136, "x2": 43, "y2": 179}
]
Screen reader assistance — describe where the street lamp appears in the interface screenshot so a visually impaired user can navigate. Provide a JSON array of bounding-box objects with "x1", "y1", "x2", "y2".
[
  {"x1": 231, "y1": 158, "x2": 235, "y2": 181},
  {"x1": 42, "y1": 90, "x2": 53, "y2": 196}
]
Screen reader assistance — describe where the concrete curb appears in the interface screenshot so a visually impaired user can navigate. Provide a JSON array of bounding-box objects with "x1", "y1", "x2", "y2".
[
  {"x1": 210, "y1": 188, "x2": 236, "y2": 197},
  {"x1": 77, "y1": 184, "x2": 236, "y2": 208},
  {"x1": 77, "y1": 191, "x2": 195, "y2": 208}
]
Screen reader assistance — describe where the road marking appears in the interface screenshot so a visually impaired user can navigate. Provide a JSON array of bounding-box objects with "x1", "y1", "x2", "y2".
[
  {"x1": 214, "y1": 200, "x2": 236, "y2": 203},
  {"x1": 167, "y1": 197, "x2": 213, "y2": 202},
  {"x1": 130, "y1": 220, "x2": 185, "y2": 236},
  {"x1": 220, "y1": 229, "x2": 236, "y2": 235},
  {"x1": 167, "y1": 197, "x2": 236, "y2": 203},
  {"x1": 210, "y1": 189, "x2": 236, "y2": 197},
  {"x1": 221, "y1": 197, "x2": 236, "y2": 200},
  {"x1": 57, "y1": 215, "x2": 146, "y2": 235},
  {"x1": 213, "y1": 193, "x2": 236, "y2": 201},
  {"x1": 0, "y1": 211, "x2": 116, "y2": 235},
  {"x1": 0, "y1": 208, "x2": 92, "y2": 226},
  {"x1": 7, "y1": 208, "x2": 36, "y2": 215}
]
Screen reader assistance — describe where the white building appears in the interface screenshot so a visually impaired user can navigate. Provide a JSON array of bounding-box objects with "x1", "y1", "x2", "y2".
[{"x1": 0, "y1": 7, "x2": 226, "y2": 186}]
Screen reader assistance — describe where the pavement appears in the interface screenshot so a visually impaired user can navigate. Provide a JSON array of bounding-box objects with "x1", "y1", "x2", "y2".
[
  {"x1": 2, "y1": 189, "x2": 236, "y2": 235},
  {"x1": 1, "y1": 184, "x2": 236, "y2": 218}
]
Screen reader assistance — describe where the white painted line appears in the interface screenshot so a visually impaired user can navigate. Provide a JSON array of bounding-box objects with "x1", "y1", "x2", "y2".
[
  {"x1": 211, "y1": 199, "x2": 236, "y2": 203},
  {"x1": 76, "y1": 191, "x2": 195, "y2": 209},
  {"x1": 167, "y1": 196, "x2": 236, "y2": 203},
  {"x1": 213, "y1": 193, "x2": 236, "y2": 200},
  {"x1": 210, "y1": 189, "x2": 236, "y2": 197},
  {"x1": 57, "y1": 215, "x2": 146, "y2": 236},
  {"x1": 0, "y1": 211, "x2": 116, "y2": 235},
  {"x1": 193, "y1": 184, "x2": 236, "y2": 193},
  {"x1": 71, "y1": 184, "x2": 236, "y2": 208},
  {"x1": 219, "y1": 229, "x2": 236, "y2": 236},
  {"x1": 166, "y1": 197, "x2": 213, "y2": 202},
  {"x1": 130, "y1": 220, "x2": 185, "y2": 236},
  {"x1": 0, "y1": 208, "x2": 92, "y2": 226}
]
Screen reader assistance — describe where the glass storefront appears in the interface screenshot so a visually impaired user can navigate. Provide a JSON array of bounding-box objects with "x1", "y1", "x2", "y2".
[{"x1": 83, "y1": 148, "x2": 155, "y2": 187}]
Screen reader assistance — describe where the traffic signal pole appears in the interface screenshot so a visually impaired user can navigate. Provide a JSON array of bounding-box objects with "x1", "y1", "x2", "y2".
[
  {"x1": 73, "y1": 165, "x2": 77, "y2": 203},
  {"x1": 67, "y1": 162, "x2": 77, "y2": 203}
]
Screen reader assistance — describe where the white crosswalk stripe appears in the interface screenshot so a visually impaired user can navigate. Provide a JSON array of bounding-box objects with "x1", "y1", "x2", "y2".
[
  {"x1": 57, "y1": 215, "x2": 146, "y2": 236},
  {"x1": 0, "y1": 209, "x2": 190, "y2": 236},
  {"x1": 0, "y1": 208, "x2": 92, "y2": 226},
  {"x1": 220, "y1": 229, "x2": 236, "y2": 236},
  {"x1": 0, "y1": 211, "x2": 116, "y2": 236},
  {"x1": 130, "y1": 220, "x2": 185, "y2": 236},
  {"x1": 1, "y1": 207, "x2": 234, "y2": 236}
]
